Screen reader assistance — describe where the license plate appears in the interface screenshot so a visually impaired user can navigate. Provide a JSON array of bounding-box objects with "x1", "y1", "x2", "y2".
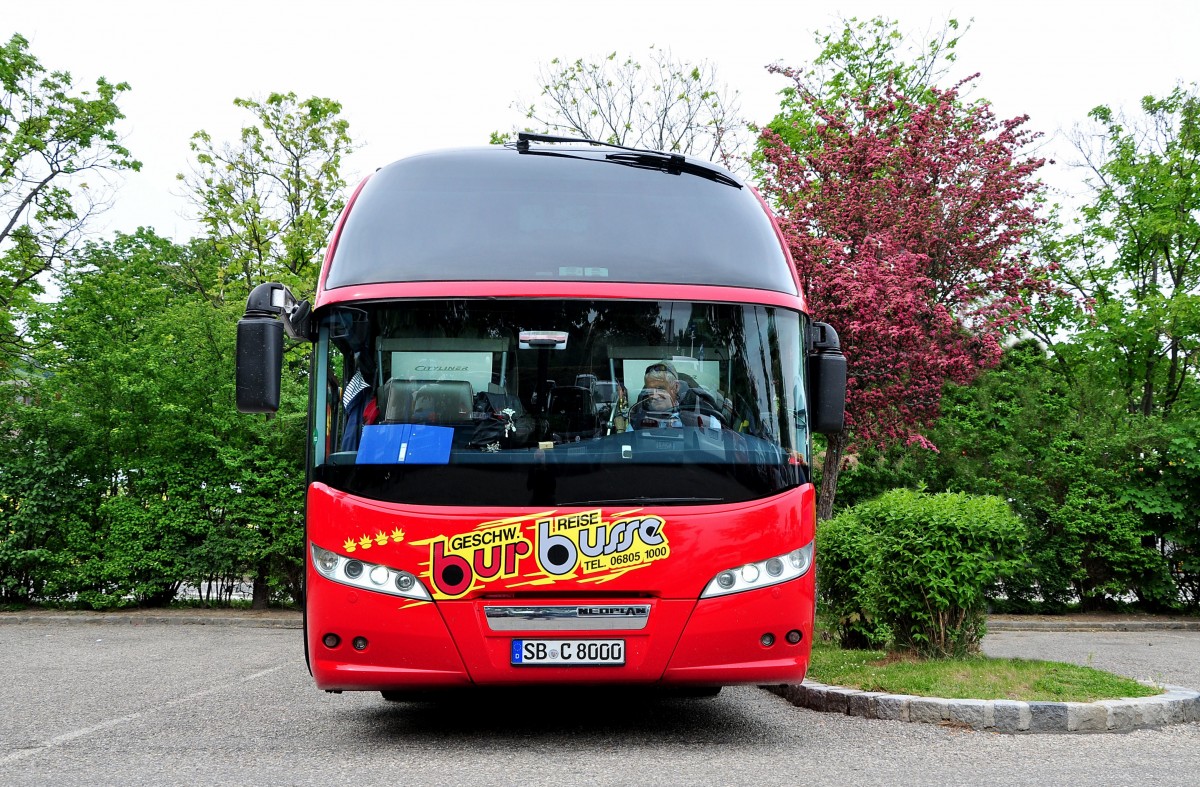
[{"x1": 511, "y1": 639, "x2": 625, "y2": 666}]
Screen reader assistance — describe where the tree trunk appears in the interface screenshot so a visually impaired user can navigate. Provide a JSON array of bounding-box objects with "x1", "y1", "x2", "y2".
[
  {"x1": 251, "y1": 562, "x2": 270, "y2": 610},
  {"x1": 817, "y1": 430, "x2": 846, "y2": 521}
]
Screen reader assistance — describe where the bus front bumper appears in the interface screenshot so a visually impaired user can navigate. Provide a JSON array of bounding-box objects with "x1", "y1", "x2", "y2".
[{"x1": 307, "y1": 573, "x2": 814, "y2": 692}]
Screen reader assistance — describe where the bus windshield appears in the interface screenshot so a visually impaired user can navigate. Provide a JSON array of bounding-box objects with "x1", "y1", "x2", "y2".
[{"x1": 312, "y1": 299, "x2": 809, "y2": 507}]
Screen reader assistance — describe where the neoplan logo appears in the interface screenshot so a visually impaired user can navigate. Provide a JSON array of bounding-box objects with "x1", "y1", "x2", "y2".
[{"x1": 577, "y1": 606, "x2": 650, "y2": 617}]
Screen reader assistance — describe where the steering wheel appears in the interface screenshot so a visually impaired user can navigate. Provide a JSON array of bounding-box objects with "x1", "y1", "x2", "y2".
[{"x1": 684, "y1": 401, "x2": 729, "y2": 428}]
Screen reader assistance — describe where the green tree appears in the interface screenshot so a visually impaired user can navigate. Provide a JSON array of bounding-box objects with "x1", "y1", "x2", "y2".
[
  {"x1": 1026, "y1": 85, "x2": 1200, "y2": 609},
  {"x1": 1040, "y1": 85, "x2": 1200, "y2": 419},
  {"x1": 181, "y1": 93, "x2": 353, "y2": 606},
  {"x1": 180, "y1": 92, "x2": 353, "y2": 301},
  {"x1": 757, "y1": 16, "x2": 966, "y2": 165},
  {"x1": 889, "y1": 341, "x2": 1177, "y2": 610},
  {"x1": 0, "y1": 396, "x2": 95, "y2": 603},
  {"x1": 1126, "y1": 419, "x2": 1200, "y2": 607},
  {"x1": 14, "y1": 230, "x2": 307, "y2": 608},
  {"x1": 35, "y1": 231, "x2": 208, "y2": 605},
  {"x1": 0, "y1": 33, "x2": 139, "y2": 372}
]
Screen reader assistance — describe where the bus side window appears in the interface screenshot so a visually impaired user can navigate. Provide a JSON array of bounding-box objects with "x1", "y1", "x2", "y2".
[{"x1": 330, "y1": 343, "x2": 376, "y2": 454}]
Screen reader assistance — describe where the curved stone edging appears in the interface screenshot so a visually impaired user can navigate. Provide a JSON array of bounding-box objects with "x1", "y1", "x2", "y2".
[
  {"x1": 0, "y1": 613, "x2": 301, "y2": 629},
  {"x1": 764, "y1": 681, "x2": 1200, "y2": 733},
  {"x1": 987, "y1": 619, "x2": 1200, "y2": 632}
]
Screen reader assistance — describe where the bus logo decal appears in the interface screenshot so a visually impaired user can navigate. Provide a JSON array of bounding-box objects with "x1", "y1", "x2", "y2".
[{"x1": 418, "y1": 510, "x2": 670, "y2": 599}]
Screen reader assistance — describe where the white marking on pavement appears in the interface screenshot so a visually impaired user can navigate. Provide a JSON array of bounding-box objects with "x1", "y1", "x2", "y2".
[{"x1": 0, "y1": 665, "x2": 286, "y2": 765}]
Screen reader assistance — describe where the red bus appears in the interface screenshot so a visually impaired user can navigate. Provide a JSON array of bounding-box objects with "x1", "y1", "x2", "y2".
[{"x1": 236, "y1": 134, "x2": 845, "y2": 698}]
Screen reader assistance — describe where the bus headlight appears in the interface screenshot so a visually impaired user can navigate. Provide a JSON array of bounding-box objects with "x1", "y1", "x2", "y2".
[
  {"x1": 314, "y1": 547, "x2": 339, "y2": 574},
  {"x1": 311, "y1": 544, "x2": 432, "y2": 601},
  {"x1": 700, "y1": 542, "x2": 814, "y2": 598}
]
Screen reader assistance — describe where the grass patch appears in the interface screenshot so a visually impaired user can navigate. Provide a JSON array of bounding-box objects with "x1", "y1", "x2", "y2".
[{"x1": 807, "y1": 642, "x2": 1161, "y2": 702}]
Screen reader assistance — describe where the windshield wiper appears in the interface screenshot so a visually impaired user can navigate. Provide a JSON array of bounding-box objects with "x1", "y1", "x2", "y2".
[
  {"x1": 514, "y1": 132, "x2": 742, "y2": 189},
  {"x1": 602, "y1": 152, "x2": 741, "y2": 188}
]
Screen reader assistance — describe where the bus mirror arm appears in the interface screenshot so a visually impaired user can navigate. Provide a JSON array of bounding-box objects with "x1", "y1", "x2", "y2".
[
  {"x1": 807, "y1": 321, "x2": 846, "y2": 435},
  {"x1": 243, "y1": 282, "x2": 312, "y2": 340},
  {"x1": 236, "y1": 283, "x2": 312, "y2": 414}
]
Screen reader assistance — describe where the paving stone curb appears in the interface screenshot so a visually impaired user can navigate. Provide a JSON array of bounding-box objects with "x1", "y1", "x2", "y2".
[
  {"x1": 0, "y1": 613, "x2": 302, "y2": 629},
  {"x1": 764, "y1": 680, "x2": 1200, "y2": 733},
  {"x1": 987, "y1": 619, "x2": 1200, "y2": 632}
]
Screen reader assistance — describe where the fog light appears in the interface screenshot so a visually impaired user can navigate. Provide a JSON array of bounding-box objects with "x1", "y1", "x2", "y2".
[
  {"x1": 760, "y1": 633, "x2": 775, "y2": 647},
  {"x1": 786, "y1": 629, "x2": 802, "y2": 644},
  {"x1": 345, "y1": 560, "x2": 364, "y2": 579},
  {"x1": 369, "y1": 565, "x2": 389, "y2": 585},
  {"x1": 322, "y1": 633, "x2": 341, "y2": 648},
  {"x1": 352, "y1": 636, "x2": 368, "y2": 651},
  {"x1": 395, "y1": 572, "x2": 416, "y2": 592},
  {"x1": 765, "y1": 557, "x2": 784, "y2": 577},
  {"x1": 741, "y1": 564, "x2": 760, "y2": 583},
  {"x1": 716, "y1": 571, "x2": 736, "y2": 590}
]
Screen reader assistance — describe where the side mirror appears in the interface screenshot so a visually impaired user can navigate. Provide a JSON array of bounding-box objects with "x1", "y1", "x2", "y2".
[
  {"x1": 237, "y1": 315, "x2": 283, "y2": 413},
  {"x1": 236, "y1": 283, "x2": 310, "y2": 414},
  {"x1": 807, "y1": 321, "x2": 846, "y2": 435}
]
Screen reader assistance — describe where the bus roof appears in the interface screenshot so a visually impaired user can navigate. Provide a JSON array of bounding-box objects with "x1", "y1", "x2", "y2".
[{"x1": 320, "y1": 145, "x2": 799, "y2": 298}]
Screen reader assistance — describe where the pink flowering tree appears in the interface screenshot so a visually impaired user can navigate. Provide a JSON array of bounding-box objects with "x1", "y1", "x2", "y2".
[{"x1": 758, "y1": 73, "x2": 1052, "y2": 518}]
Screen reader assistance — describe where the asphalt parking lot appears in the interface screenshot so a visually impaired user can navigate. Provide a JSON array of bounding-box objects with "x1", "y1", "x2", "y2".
[
  {"x1": 2, "y1": 615, "x2": 1199, "y2": 786},
  {"x1": 984, "y1": 627, "x2": 1200, "y2": 689}
]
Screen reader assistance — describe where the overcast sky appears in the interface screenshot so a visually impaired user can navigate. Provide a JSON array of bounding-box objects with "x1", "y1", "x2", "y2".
[{"x1": 6, "y1": 0, "x2": 1199, "y2": 241}]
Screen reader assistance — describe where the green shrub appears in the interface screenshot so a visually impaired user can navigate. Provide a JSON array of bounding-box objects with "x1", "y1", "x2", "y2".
[
  {"x1": 816, "y1": 510, "x2": 889, "y2": 649},
  {"x1": 818, "y1": 489, "x2": 1027, "y2": 658},
  {"x1": 862, "y1": 489, "x2": 1026, "y2": 657}
]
